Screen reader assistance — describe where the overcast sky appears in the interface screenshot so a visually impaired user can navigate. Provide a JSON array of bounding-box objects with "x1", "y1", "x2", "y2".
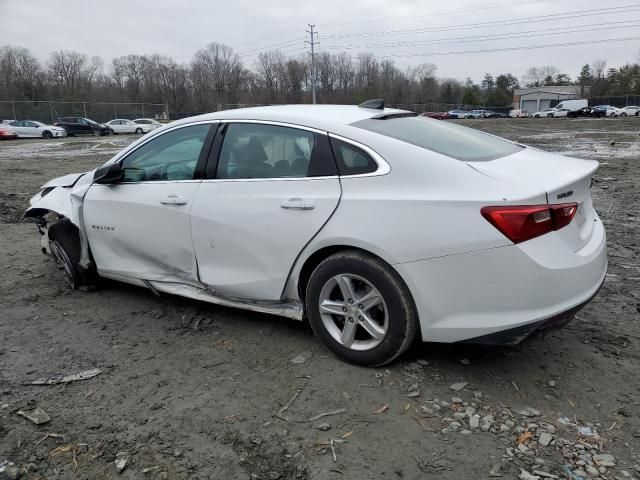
[{"x1": 2, "y1": 0, "x2": 640, "y2": 82}]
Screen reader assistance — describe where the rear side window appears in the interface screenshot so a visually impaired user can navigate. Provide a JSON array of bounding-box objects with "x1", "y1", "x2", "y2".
[
  {"x1": 329, "y1": 138, "x2": 377, "y2": 175},
  {"x1": 352, "y1": 116, "x2": 522, "y2": 162}
]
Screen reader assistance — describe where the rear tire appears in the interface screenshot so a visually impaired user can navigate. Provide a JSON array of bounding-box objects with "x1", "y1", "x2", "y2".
[
  {"x1": 48, "y1": 220, "x2": 98, "y2": 290},
  {"x1": 305, "y1": 250, "x2": 418, "y2": 366},
  {"x1": 620, "y1": 112, "x2": 627, "y2": 117}
]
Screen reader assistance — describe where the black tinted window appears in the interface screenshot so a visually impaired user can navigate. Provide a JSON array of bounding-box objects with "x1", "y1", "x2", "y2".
[{"x1": 329, "y1": 138, "x2": 377, "y2": 175}]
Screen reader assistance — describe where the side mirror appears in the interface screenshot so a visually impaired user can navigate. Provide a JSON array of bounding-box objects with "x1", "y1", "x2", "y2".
[{"x1": 94, "y1": 163, "x2": 123, "y2": 184}]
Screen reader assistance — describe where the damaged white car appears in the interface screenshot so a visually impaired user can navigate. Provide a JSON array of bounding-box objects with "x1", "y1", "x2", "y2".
[{"x1": 23, "y1": 101, "x2": 607, "y2": 366}]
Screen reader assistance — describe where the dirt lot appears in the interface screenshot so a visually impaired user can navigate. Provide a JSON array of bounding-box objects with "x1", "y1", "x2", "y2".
[{"x1": 1, "y1": 119, "x2": 639, "y2": 480}]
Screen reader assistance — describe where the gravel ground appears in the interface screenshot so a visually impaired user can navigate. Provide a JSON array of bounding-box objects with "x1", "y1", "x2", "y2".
[{"x1": 1, "y1": 119, "x2": 639, "y2": 480}]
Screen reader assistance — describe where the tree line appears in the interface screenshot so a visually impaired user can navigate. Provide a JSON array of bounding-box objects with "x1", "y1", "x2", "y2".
[{"x1": 1, "y1": 43, "x2": 639, "y2": 113}]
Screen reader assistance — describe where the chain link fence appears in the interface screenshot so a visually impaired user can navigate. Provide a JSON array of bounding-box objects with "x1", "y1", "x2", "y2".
[{"x1": 0, "y1": 101, "x2": 168, "y2": 124}]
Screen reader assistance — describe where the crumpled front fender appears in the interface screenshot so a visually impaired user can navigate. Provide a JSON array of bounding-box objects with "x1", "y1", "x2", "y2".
[{"x1": 22, "y1": 170, "x2": 96, "y2": 268}]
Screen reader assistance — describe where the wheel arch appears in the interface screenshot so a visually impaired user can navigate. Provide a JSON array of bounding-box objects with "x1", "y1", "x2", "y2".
[{"x1": 294, "y1": 244, "x2": 413, "y2": 313}]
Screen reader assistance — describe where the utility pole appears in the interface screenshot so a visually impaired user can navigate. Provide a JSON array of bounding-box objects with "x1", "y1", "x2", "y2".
[{"x1": 305, "y1": 24, "x2": 318, "y2": 104}]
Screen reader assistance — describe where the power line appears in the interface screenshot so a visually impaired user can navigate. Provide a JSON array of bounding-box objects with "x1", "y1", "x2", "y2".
[
  {"x1": 323, "y1": 20, "x2": 640, "y2": 51},
  {"x1": 320, "y1": 4, "x2": 640, "y2": 39},
  {"x1": 318, "y1": 0, "x2": 543, "y2": 27},
  {"x1": 364, "y1": 35, "x2": 640, "y2": 59},
  {"x1": 236, "y1": 37, "x2": 306, "y2": 57}
]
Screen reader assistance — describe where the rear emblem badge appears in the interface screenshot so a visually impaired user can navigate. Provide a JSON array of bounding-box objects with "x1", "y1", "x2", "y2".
[{"x1": 556, "y1": 190, "x2": 573, "y2": 200}]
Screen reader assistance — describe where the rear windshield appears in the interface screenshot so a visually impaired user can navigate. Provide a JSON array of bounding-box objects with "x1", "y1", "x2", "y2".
[{"x1": 352, "y1": 116, "x2": 523, "y2": 162}]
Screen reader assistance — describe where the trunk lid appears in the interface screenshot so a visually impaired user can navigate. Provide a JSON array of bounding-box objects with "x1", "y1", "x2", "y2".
[{"x1": 468, "y1": 148, "x2": 599, "y2": 251}]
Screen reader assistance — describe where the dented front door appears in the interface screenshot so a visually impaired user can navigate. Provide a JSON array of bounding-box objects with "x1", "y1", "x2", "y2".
[{"x1": 83, "y1": 123, "x2": 214, "y2": 283}]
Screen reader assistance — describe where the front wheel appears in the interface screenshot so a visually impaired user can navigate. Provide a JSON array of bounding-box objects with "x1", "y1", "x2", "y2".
[
  {"x1": 93, "y1": 129, "x2": 101, "y2": 137},
  {"x1": 620, "y1": 112, "x2": 627, "y2": 117},
  {"x1": 48, "y1": 220, "x2": 98, "y2": 290},
  {"x1": 135, "y1": 128, "x2": 143, "y2": 134},
  {"x1": 42, "y1": 130, "x2": 53, "y2": 139},
  {"x1": 305, "y1": 250, "x2": 418, "y2": 366}
]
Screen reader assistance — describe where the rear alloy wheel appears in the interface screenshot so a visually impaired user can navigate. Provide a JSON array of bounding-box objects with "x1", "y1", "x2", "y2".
[
  {"x1": 547, "y1": 113, "x2": 554, "y2": 118},
  {"x1": 135, "y1": 127, "x2": 143, "y2": 134},
  {"x1": 42, "y1": 130, "x2": 53, "y2": 139},
  {"x1": 306, "y1": 251, "x2": 418, "y2": 366}
]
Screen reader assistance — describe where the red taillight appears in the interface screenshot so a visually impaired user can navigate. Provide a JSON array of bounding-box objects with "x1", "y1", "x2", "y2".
[{"x1": 481, "y1": 203, "x2": 578, "y2": 244}]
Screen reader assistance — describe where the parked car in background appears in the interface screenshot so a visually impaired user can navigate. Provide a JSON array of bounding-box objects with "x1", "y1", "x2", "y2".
[
  {"x1": 0, "y1": 126, "x2": 18, "y2": 140},
  {"x1": 566, "y1": 107, "x2": 597, "y2": 118},
  {"x1": 447, "y1": 110, "x2": 469, "y2": 119},
  {"x1": 509, "y1": 109, "x2": 529, "y2": 118},
  {"x1": 2, "y1": 119, "x2": 16, "y2": 125},
  {"x1": 485, "y1": 111, "x2": 508, "y2": 118},
  {"x1": 533, "y1": 108, "x2": 569, "y2": 118},
  {"x1": 106, "y1": 119, "x2": 150, "y2": 135},
  {"x1": 613, "y1": 106, "x2": 640, "y2": 117},
  {"x1": 23, "y1": 103, "x2": 607, "y2": 366},
  {"x1": 591, "y1": 105, "x2": 617, "y2": 117},
  {"x1": 7, "y1": 120, "x2": 67, "y2": 139},
  {"x1": 133, "y1": 118, "x2": 163, "y2": 130},
  {"x1": 468, "y1": 109, "x2": 489, "y2": 118},
  {"x1": 54, "y1": 117, "x2": 112, "y2": 136},
  {"x1": 422, "y1": 112, "x2": 451, "y2": 120}
]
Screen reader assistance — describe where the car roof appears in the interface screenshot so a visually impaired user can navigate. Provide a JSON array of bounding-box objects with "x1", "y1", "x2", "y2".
[{"x1": 174, "y1": 104, "x2": 409, "y2": 131}]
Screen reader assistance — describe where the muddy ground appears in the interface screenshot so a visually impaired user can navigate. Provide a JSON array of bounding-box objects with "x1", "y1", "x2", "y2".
[{"x1": 0, "y1": 119, "x2": 639, "y2": 480}]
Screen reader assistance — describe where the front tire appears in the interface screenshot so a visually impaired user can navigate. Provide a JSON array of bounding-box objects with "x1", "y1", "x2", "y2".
[
  {"x1": 48, "y1": 220, "x2": 98, "y2": 290},
  {"x1": 305, "y1": 250, "x2": 418, "y2": 366},
  {"x1": 135, "y1": 128, "x2": 143, "y2": 134},
  {"x1": 620, "y1": 112, "x2": 627, "y2": 117},
  {"x1": 93, "y1": 129, "x2": 101, "y2": 137},
  {"x1": 42, "y1": 130, "x2": 53, "y2": 139}
]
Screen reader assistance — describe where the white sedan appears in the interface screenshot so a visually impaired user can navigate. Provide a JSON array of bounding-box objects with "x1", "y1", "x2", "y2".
[
  {"x1": 22, "y1": 102, "x2": 607, "y2": 366},
  {"x1": 532, "y1": 108, "x2": 570, "y2": 118},
  {"x1": 613, "y1": 106, "x2": 640, "y2": 117},
  {"x1": 7, "y1": 120, "x2": 67, "y2": 138},
  {"x1": 133, "y1": 118, "x2": 163, "y2": 131},
  {"x1": 105, "y1": 119, "x2": 151, "y2": 135}
]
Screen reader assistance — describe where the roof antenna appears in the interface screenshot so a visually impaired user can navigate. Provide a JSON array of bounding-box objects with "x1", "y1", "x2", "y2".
[{"x1": 358, "y1": 99, "x2": 385, "y2": 110}]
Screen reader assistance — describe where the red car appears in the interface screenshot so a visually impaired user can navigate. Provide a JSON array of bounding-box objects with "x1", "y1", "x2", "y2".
[
  {"x1": 0, "y1": 126, "x2": 18, "y2": 140},
  {"x1": 421, "y1": 112, "x2": 451, "y2": 120}
]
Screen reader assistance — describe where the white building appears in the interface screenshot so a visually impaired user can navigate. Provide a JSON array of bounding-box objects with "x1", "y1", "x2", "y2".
[{"x1": 513, "y1": 86, "x2": 589, "y2": 113}]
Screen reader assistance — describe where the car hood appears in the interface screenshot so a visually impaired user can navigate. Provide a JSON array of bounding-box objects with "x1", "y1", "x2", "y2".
[{"x1": 41, "y1": 172, "x2": 88, "y2": 189}]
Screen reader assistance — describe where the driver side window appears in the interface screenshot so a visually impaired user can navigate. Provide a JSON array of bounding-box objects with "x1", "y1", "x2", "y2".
[{"x1": 121, "y1": 124, "x2": 211, "y2": 182}]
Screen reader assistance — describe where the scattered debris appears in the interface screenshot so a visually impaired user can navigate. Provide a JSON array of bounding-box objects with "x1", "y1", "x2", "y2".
[
  {"x1": 406, "y1": 391, "x2": 420, "y2": 399},
  {"x1": 28, "y1": 368, "x2": 102, "y2": 385},
  {"x1": 308, "y1": 408, "x2": 346, "y2": 422},
  {"x1": 372, "y1": 404, "x2": 389, "y2": 415},
  {"x1": 449, "y1": 382, "x2": 468, "y2": 392},
  {"x1": 330, "y1": 438, "x2": 337, "y2": 463},
  {"x1": 0, "y1": 460, "x2": 26, "y2": 480},
  {"x1": 519, "y1": 469, "x2": 540, "y2": 480},
  {"x1": 317, "y1": 423, "x2": 331, "y2": 431},
  {"x1": 17, "y1": 407, "x2": 50, "y2": 425},
  {"x1": 489, "y1": 463, "x2": 504, "y2": 477},
  {"x1": 275, "y1": 389, "x2": 303, "y2": 420},
  {"x1": 460, "y1": 358, "x2": 471, "y2": 365},
  {"x1": 548, "y1": 380, "x2": 557, "y2": 388},
  {"x1": 593, "y1": 453, "x2": 616, "y2": 467},
  {"x1": 114, "y1": 452, "x2": 129, "y2": 473},
  {"x1": 34, "y1": 432, "x2": 66, "y2": 446},
  {"x1": 291, "y1": 354, "x2": 307, "y2": 365},
  {"x1": 538, "y1": 432, "x2": 553, "y2": 447},
  {"x1": 515, "y1": 407, "x2": 541, "y2": 417}
]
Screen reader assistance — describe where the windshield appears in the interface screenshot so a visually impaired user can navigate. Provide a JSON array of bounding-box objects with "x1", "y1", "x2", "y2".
[{"x1": 352, "y1": 116, "x2": 522, "y2": 162}]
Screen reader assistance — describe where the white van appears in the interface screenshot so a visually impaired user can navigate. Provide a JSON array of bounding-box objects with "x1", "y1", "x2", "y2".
[{"x1": 555, "y1": 99, "x2": 588, "y2": 111}]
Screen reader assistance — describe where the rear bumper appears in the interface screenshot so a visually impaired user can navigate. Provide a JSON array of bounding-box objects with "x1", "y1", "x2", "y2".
[
  {"x1": 462, "y1": 278, "x2": 604, "y2": 345},
  {"x1": 395, "y1": 214, "x2": 607, "y2": 343}
]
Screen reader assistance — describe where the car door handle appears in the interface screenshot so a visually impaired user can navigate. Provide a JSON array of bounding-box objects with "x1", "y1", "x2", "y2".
[
  {"x1": 160, "y1": 195, "x2": 188, "y2": 206},
  {"x1": 280, "y1": 198, "x2": 315, "y2": 210}
]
